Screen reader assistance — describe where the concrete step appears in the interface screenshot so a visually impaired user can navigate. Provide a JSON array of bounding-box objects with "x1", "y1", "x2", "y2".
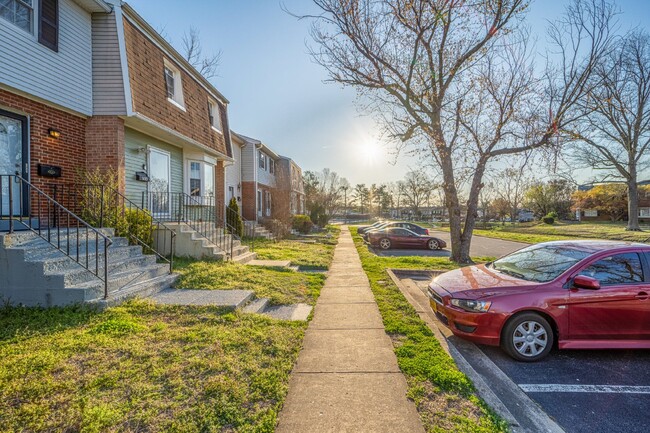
[
  {"x1": 151, "y1": 288, "x2": 255, "y2": 309},
  {"x1": 68, "y1": 263, "x2": 171, "y2": 298},
  {"x1": 18, "y1": 237, "x2": 130, "y2": 260},
  {"x1": 262, "y1": 303, "x2": 313, "y2": 321},
  {"x1": 92, "y1": 273, "x2": 180, "y2": 308},
  {"x1": 54, "y1": 255, "x2": 159, "y2": 286},
  {"x1": 242, "y1": 297, "x2": 270, "y2": 314},
  {"x1": 232, "y1": 251, "x2": 257, "y2": 264},
  {"x1": 37, "y1": 245, "x2": 146, "y2": 273}
]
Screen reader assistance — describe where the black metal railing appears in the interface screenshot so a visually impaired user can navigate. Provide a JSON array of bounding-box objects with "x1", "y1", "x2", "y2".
[
  {"x1": 1, "y1": 175, "x2": 113, "y2": 298},
  {"x1": 144, "y1": 192, "x2": 236, "y2": 259},
  {"x1": 49, "y1": 184, "x2": 177, "y2": 274}
]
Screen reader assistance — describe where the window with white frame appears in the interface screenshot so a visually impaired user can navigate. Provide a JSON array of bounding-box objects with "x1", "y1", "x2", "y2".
[
  {"x1": 257, "y1": 190, "x2": 262, "y2": 216},
  {"x1": 265, "y1": 191, "x2": 272, "y2": 216},
  {"x1": 208, "y1": 99, "x2": 222, "y2": 132},
  {"x1": 259, "y1": 151, "x2": 266, "y2": 170},
  {"x1": 163, "y1": 60, "x2": 184, "y2": 108},
  {"x1": 584, "y1": 209, "x2": 598, "y2": 217},
  {"x1": 269, "y1": 159, "x2": 275, "y2": 174},
  {"x1": 0, "y1": 0, "x2": 33, "y2": 33},
  {"x1": 639, "y1": 208, "x2": 650, "y2": 218},
  {"x1": 187, "y1": 160, "x2": 215, "y2": 204}
]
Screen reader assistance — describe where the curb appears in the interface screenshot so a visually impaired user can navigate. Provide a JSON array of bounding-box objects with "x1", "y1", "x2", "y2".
[{"x1": 387, "y1": 269, "x2": 565, "y2": 433}]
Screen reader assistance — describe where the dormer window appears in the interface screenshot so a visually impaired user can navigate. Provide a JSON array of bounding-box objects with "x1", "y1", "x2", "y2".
[
  {"x1": 163, "y1": 59, "x2": 184, "y2": 110},
  {"x1": 0, "y1": 0, "x2": 34, "y2": 33},
  {"x1": 208, "y1": 99, "x2": 222, "y2": 132}
]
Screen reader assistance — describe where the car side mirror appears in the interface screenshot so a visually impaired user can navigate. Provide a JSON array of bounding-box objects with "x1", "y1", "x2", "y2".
[{"x1": 573, "y1": 275, "x2": 601, "y2": 290}]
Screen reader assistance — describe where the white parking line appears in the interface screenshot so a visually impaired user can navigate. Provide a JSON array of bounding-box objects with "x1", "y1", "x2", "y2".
[{"x1": 519, "y1": 384, "x2": 650, "y2": 394}]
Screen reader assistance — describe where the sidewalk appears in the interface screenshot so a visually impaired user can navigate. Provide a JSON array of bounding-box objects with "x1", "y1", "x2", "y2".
[{"x1": 276, "y1": 226, "x2": 425, "y2": 433}]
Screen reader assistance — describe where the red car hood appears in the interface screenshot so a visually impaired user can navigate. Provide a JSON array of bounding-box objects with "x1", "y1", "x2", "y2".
[{"x1": 432, "y1": 264, "x2": 538, "y2": 298}]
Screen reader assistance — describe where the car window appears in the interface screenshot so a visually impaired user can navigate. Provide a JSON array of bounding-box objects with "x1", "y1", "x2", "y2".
[
  {"x1": 578, "y1": 253, "x2": 644, "y2": 285},
  {"x1": 492, "y1": 244, "x2": 592, "y2": 282},
  {"x1": 392, "y1": 228, "x2": 409, "y2": 236}
]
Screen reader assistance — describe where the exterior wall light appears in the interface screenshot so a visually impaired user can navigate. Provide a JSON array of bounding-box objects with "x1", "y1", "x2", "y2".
[{"x1": 48, "y1": 128, "x2": 61, "y2": 139}]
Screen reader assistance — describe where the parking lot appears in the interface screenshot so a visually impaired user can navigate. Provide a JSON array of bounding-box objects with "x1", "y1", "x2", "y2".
[
  {"x1": 370, "y1": 229, "x2": 528, "y2": 258},
  {"x1": 403, "y1": 275, "x2": 650, "y2": 433}
]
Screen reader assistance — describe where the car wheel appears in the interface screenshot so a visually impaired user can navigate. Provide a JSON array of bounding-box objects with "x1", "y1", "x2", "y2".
[
  {"x1": 379, "y1": 238, "x2": 391, "y2": 250},
  {"x1": 427, "y1": 239, "x2": 440, "y2": 250},
  {"x1": 502, "y1": 313, "x2": 554, "y2": 362}
]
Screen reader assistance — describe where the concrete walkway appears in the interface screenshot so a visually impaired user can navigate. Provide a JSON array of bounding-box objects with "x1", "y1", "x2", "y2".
[{"x1": 276, "y1": 227, "x2": 425, "y2": 433}]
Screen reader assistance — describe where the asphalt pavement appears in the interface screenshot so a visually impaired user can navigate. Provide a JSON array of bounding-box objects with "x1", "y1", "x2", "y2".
[{"x1": 371, "y1": 230, "x2": 528, "y2": 258}]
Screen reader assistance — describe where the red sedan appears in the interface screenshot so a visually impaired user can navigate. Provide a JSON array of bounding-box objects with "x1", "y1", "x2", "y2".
[
  {"x1": 428, "y1": 240, "x2": 650, "y2": 361},
  {"x1": 367, "y1": 227, "x2": 446, "y2": 250}
]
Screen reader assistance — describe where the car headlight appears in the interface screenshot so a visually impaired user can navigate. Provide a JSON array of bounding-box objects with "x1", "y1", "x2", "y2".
[{"x1": 450, "y1": 298, "x2": 492, "y2": 313}]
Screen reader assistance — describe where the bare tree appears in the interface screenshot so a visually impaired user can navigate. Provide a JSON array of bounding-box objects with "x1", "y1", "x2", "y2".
[
  {"x1": 492, "y1": 165, "x2": 533, "y2": 223},
  {"x1": 181, "y1": 27, "x2": 222, "y2": 79},
  {"x1": 401, "y1": 170, "x2": 434, "y2": 218},
  {"x1": 571, "y1": 30, "x2": 650, "y2": 230},
  {"x1": 302, "y1": 0, "x2": 615, "y2": 263}
]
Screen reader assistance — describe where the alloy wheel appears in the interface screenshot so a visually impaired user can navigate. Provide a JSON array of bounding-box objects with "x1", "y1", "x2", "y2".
[
  {"x1": 428, "y1": 239, "x2": 439, "y2": 250},
  {"x1": 379, "y1": 238, "x2": 391, "y2": 250}
]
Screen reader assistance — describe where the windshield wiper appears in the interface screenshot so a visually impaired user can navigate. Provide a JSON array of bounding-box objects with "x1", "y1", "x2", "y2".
[{"x1": 497, "y1": 268, "x2": 527, "y2": 280}]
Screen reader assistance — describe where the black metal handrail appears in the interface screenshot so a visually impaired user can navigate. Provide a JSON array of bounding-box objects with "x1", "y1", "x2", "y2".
[
  {"x1": 49, "y1": 183, "x2": 177, "y2": 274},
  {"x1": 145, "y1": 192, "x2": 235, "y2": 260},
  {"x1": 1, "y1": 175, "x2": 113, "y2": 298}
]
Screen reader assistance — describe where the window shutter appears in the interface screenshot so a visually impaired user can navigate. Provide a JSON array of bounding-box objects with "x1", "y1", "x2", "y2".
[{"x1": 38, "y1": 0, "x2": 58, "y2": 52}]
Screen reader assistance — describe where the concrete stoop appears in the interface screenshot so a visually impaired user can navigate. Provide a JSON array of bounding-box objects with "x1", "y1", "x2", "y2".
[
  {"x1": 0, "y1": 229, "x2": 177, "y2": 307},
  {"x1": 160, "y1": 222, "x2": 255, "y2": 262},
  {"x1": 150, "y1": 288, "x2": 312, "y2": 321}
]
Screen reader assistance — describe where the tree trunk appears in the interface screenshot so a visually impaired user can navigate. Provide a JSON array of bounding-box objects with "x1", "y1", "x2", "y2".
[
  {"x1": 456, "y1": 159, "x2": 488, "y2": 264},
  {"x1": 627, "y1": 171, "x2": 641, "y2": 231}
]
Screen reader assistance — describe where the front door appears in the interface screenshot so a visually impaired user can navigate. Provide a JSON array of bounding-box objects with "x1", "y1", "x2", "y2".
[
  {"x1": 0, "y1": 110, "x2": 29, "y2": 217},
  {"x1": 148, "y1": 147, "x2": 171, "y2": 217}
]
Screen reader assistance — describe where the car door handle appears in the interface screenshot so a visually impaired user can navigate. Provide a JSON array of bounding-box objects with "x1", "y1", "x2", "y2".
[{"x1": 636, "y1": 292, "x2": 649, "y2": 300}]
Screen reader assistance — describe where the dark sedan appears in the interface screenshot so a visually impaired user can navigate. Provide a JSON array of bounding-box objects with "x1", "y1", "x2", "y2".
[
  {"x1": 357, "y1": 221, "x2": 390, "y2": 234},
  {"x1": 362, "y1": 222, "x2": 431, "y2": 239},
  {"x1": 367, "y1": 227, "x2": 447, "y2": 250}
]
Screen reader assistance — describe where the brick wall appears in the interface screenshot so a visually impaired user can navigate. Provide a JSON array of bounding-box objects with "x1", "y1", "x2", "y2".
[
  {"x1": 0, "y1": 89, "x2": 86, "y2": 193},
  {"x1": 242, "y1": 181, "x2": 256, "y2": 221},
  {"x1": 85, "y1": 116, "x2": 125, "y2": 192},
  {"x1": 123, "y1": 18, "x2": 230, "y2": 158}
]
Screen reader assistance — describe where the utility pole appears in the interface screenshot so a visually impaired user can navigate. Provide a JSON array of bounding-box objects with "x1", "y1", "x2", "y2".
[{"x1": 341, "y1": 185, "x2": 349, "y2": 223}]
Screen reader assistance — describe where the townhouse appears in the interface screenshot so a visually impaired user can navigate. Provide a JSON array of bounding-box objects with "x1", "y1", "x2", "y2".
[
  {"x1": 238, "y1": 134, "x2": 279, "y2": 222},
  {"x1": 276, "y1": 156, "x2": 305, "y2": 218}
]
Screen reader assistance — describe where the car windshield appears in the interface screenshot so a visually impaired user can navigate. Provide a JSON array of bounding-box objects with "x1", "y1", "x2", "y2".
[{"x1": 491, "y1": 245, "x2": 592, "y2": 282}]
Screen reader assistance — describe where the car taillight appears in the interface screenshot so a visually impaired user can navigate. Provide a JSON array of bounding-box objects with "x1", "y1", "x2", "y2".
[{"x1": 425, "y1": 229, "x2": 429, "y2": 235}]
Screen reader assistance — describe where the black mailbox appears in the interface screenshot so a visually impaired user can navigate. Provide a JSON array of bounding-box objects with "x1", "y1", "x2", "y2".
[
  {"x1": 135, "y1": 171, "x2": 150, "y2": 182},
  {"x1": 37, "y1": 164, "x2": 62, "y2": 178}
]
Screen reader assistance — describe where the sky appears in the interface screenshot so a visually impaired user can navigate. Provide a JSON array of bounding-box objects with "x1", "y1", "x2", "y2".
[{"x1": 126, "y1": 0, "x2": 650, "y2": 186}]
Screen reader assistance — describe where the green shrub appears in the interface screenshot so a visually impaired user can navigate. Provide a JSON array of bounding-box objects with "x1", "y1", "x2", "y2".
[
  {"x1": 547, "y1": 211, "x2": 559, "y2": 220},
  {"x1": 542, "y1": 215, "x2": 555, "y2": 225},
  {"x1": 123, "y1": 208, "x2": 154, "y2": 250},
  {"x1": 226, "y1": 197, "x2": 244, "y2": 237},
  {"x1": 309, "y1": 204, "x2": 328, "y2": 227},
  {"x1": 292, "y1": 214, "x2": 313, "y2": 234}
]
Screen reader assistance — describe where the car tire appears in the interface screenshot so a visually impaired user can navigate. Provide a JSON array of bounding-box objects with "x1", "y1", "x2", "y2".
[
  {"x1": 379, "y1": 238, "x2": 391, "y2": 250},
  {"x1": 501, "y1": 312, "x2": 554, "y2": 362},
  {"x1": 427, "y1": 239, "x2": 440, "y2": 250}
]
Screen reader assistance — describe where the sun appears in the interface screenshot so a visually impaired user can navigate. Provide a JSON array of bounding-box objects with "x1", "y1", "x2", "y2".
[{"x1": 359, "y1": 140, "x2": 383, "y2": 166}]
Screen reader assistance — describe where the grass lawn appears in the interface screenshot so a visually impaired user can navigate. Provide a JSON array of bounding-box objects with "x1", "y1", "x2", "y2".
[
  {"x1": 174, "y1": 259, "x2": 325, "y2": 306},
  {"x1": 0, "y1": 301, "x2": 306, "y2": 433},
  {"x1": 350, "y1": 227, "x2": 507, "y2": 433},
  {"x1": 468, "y1": 222, "x2": 650, "y2": 244},
  {"x1": 251, "y1": 225, "x2": 340, "y2": 270},
  {"x1": 0, "y1": 230, "x2": 340, "y2": 432}
]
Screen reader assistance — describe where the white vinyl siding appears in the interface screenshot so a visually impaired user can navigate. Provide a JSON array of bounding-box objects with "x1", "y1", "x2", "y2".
[
  {"x1": 225, "y1": 141, "x2": 241, "y2": 205},
  {"x1": 91, "y1": 12, "x2": 126, "y2": 114},
  {"x1": 241, "y1": 141, "x2": 256, "y2": 181},
  {"x1": 124, "y1": 128, "x2": 183, "y2": 205},
  {"x1": 0, "y1": 0, "x2": 93, "y2": 115}
]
